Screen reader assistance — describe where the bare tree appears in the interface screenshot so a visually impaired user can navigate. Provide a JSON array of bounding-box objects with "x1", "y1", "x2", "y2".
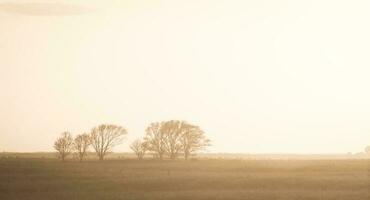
[
  {"x1": 161, "y1": 120, "x2": 186, "y2": 159},
  {"x1": 144, "y1": 120, "x2": 211, "y2": 160},
  {"x1": 54, "y1": 132, "x2": 74, "y2": 161},
  {"x1": 74, "y1": 133, "x2": 91, "y2": 162},
  {"x1": 144, "y1": 122, "x2": 166, "y2": 160},
  {"x1": 90, "y1": 124, "x2": 127, "y2": 161},
  {"x1": 180, "y1": 124, "x2": 211, "y2": 160},
  {"x1": 130, "y1": 139, "x2": 148, "y2": 160}
]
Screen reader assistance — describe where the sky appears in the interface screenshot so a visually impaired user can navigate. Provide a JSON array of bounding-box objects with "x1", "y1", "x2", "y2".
[{"x1": 1, "y1": 0, "x2": 370, "y2": 154}]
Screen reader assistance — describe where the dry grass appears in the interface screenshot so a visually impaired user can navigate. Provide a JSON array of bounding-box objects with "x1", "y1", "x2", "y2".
[{"x1": 0, "y1": 157, "x2": 369, "y2": 200}]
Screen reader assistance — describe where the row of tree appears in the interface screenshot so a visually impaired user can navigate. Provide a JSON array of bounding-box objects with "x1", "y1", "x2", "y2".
[
  {"x1": 132, "y1": 120, "x2": 210, "y2": 160},
  {"x1": 54, "y1": 124, "x2": 127, "y2": 161},
  {"x1": 54, "y1": 120, "x2": 210, "y2": 161}
]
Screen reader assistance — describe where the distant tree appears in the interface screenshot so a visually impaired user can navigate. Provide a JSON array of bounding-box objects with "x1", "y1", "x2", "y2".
[
  {"x1": 144, "y1": 122, "x2": 166, "y2": 160},
  {"x1": 130, "y1": 139, "x2": 148, "y2": 160},
  {"x1": 144, "y1": 120, "x2": 211, "y2": 160},
  {"x1": 161, "y1": 120, "x2": 187, "y2": 159},
  {"x1": 74, "y1": 133, "x2": 91, "y2": 162},
  {"x1": 365, "y1": 146, "x2": 370, "y2": 154},
  {"x1": 90, "y1": 124, "x2": 127, "y2": 161},
  {"x1": 180, "y1": 124, "x2": 211, "y2": 160},
  {"x1": 54, "y1": 132, "x2": 74, "y2": 161}
]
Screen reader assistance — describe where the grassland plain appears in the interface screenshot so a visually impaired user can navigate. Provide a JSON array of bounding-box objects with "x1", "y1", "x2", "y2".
[{"x1": 0, "y1": 157, "x2": 369, "y2": 200}]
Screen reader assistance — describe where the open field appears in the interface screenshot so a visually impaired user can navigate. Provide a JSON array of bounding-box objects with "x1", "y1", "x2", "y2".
[{"x1": 0, "y1": 157, "x2": 369, "y2": 200}]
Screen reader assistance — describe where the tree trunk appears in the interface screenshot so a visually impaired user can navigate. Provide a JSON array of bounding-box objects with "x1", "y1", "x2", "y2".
[
  {"x1": 184, "y1": 151, "x2": 189, "y2": 161},
  {"x1": 170, "y1": 153, "x2": 176, "y2": 160},
  {"x1": 99, "y1": 155, "x2": 104, "y2": 161},
  {"x1": 159, "y1": 153, "x2": 163, "y2": 160}
]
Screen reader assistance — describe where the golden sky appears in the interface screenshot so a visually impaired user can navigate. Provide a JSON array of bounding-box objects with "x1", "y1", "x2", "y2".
[{"x1": 1, "y1": 0, "x2": 370, "y2": 153}]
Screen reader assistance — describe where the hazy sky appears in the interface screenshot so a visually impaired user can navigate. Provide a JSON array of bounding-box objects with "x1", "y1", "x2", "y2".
[{"x1": 1, "y1": 0, "x2": 370, "y2": 153}]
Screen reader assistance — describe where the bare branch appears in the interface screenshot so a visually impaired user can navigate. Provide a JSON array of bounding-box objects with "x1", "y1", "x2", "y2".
[
  {"x1": 130, "y1": 139, "x2": 148, "y2": 160},
  {"x1": 74, "y1": 133, "x2": 91, "y2": 162},
  {"x1": 54, "y1": 132, "x2": 73, "y2": 161},
  {"x1": 90, "y1": 124, "x2": 127, "y2": 161}
]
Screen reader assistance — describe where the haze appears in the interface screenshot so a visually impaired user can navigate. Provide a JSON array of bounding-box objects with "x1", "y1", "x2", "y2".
[{"x1": 1, "y1": 0, "x2": 370, "y2": 153}]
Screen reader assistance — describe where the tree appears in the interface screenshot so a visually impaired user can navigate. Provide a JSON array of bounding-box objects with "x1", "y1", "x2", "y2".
[
  {"x1": 161, "y1": 120, "x2": 187, "y2": 159},
  {"x1": 180, "y1": 124, "x2": 211, "y2": 160},
  {"x1": 144, "y1": 120, "x2": 211, "y2": 160},
  {"x1": 74, "y1": 133, "x2": 91, "y2": 162},
  {"x1": 54, "y1": 132, "x2": 74, "y2": 161},
  {"x1": 130, "y1": 139, "x2": 148, "y2": 160},
  {"x1": 90, "y1": 124, "x2": 127, "y2": 161},
  {"x1": 144, "y1": 122, "x2": 166, "y2": 160}
]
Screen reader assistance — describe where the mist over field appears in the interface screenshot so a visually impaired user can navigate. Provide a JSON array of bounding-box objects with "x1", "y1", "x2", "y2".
[
  {"x1": 1, "y1": 0, "x2": 370, "y2": 200},
  {"x1": 1, "y1": 0, "x2": 370, "y2": 154}
]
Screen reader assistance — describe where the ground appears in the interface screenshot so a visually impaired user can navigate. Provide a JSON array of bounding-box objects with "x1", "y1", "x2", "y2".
[{"x1": 0, "y1": 157, "x2": 369, "y2": 200}]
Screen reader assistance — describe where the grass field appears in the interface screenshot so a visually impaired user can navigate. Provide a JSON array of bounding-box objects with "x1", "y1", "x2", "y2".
[{"x1": 0, "y1": 157, "x2": 369, "y2": 200}]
